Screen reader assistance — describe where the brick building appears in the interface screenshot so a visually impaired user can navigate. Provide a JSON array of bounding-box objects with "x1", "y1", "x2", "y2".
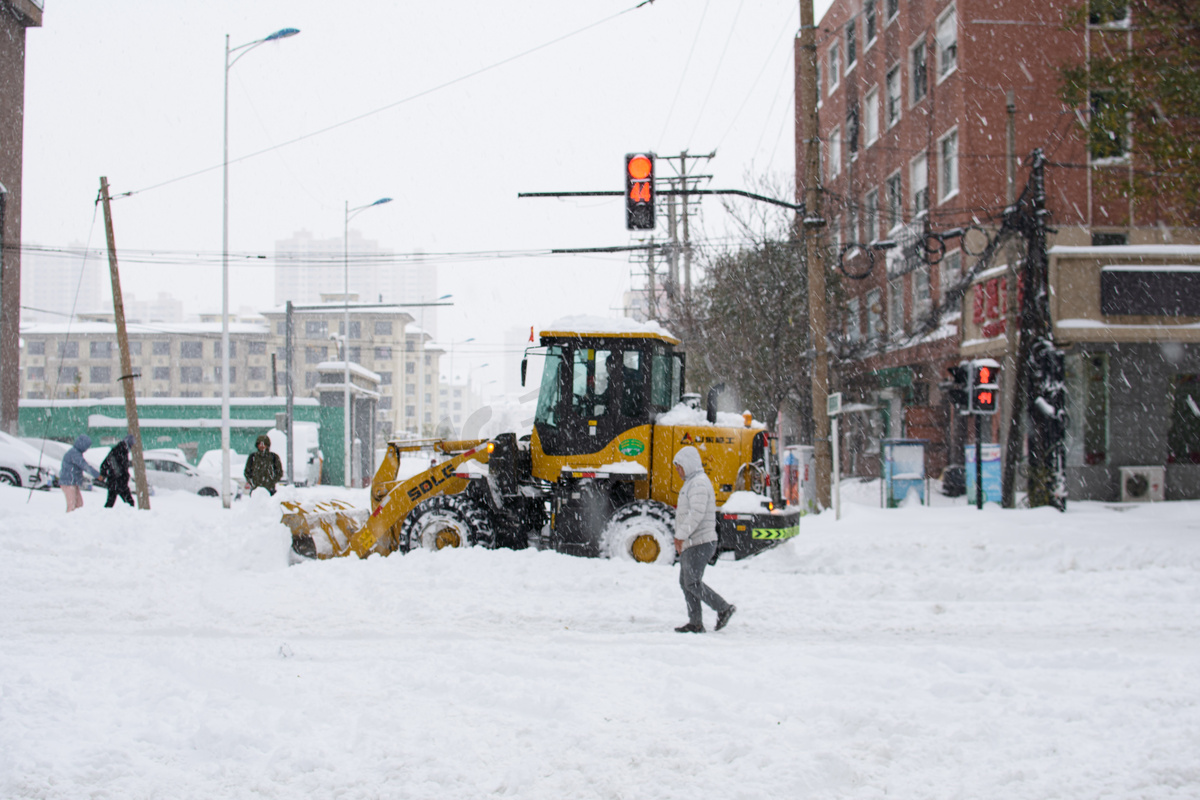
[{"x1": 800, "y1": 0, "x2": 1200, "y2": 498}]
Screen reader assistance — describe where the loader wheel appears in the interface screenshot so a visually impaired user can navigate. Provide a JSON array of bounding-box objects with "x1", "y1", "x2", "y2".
[
  {"x1": 601, "y1": 501, "x2": 676, "y2": 565},
  {"x1": 400, "y1": 495, "x2": 495, "y2": 553}
]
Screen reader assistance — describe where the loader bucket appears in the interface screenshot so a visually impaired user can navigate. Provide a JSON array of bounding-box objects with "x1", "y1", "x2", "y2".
[{"x1": 281, "y1": 499, "x2": 374, "y2": 560}]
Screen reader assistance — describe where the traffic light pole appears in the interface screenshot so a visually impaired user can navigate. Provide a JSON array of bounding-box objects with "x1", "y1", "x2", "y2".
[{"x1": 975, "y1": 414, "x2": 983, "y2": 511}]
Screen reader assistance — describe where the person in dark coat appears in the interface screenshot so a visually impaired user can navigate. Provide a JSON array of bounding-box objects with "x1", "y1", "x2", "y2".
[
  {"x1": 100, "y1": 434, "x2": 136, "y2": 508},
  {"x1": 59, "y1": 434, "x2": 100, "y2": 513},
  {"x1": 243, "y1": 434, "x2": 284, "y2": 495}
]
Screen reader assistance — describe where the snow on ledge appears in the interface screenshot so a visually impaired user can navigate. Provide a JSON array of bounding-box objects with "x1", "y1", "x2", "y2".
[
  {"x1": 720, "y1": 491, "x2": 772, "y2": 513},
  {"x1": 656, "y1": 403, "x2": 764, "y2": 429}
]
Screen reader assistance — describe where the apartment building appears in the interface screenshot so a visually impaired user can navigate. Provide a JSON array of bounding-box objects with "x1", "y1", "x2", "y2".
[{"x1": 802, "y1": 0, "x2": 1199, "y2": 497}]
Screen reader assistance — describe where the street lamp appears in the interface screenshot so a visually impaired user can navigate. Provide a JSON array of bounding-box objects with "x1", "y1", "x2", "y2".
[
  {"x1": 343, "y1": 197, "x2": 392, "y2": 488},
  {"x1": 222, "y1": 26, "x2": 299, "y2": 509}
]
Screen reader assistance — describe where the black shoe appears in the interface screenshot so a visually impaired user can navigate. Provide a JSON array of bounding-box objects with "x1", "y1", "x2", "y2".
[
  {"x1": 674, "y1": 622, "x2": 705, "y2": 633},
  {"x1": 715, "y1": 605, "x2": 736, "y2": 631}
]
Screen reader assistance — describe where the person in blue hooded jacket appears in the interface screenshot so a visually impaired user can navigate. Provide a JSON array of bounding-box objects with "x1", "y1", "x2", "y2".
[
  {"x1": 671, "y1": 446, "x2": 736, "y2": 633},
  {"x1": 60, "y1": 434, "x2": 100, "y2": 512}
]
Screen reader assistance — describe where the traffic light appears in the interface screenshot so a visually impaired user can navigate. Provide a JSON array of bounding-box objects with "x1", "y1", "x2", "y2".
[
  {"x1": 625, "y1": 152, "x2": 655, "y2": 230},
  {"x1": 945, "y1": 364, "x2": 969, "y2": 407},
  {"x1": 969, "y1": 360, "x2": 1000, "y2": 414}
]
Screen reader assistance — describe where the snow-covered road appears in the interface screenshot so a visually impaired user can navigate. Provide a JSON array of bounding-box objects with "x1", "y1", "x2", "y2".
[{"x1": 2, "y1": 484, "x2": 1198, "y2": 798}]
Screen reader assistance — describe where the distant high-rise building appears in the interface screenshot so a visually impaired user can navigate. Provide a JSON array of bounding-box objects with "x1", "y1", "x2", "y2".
[
  {"x1": 273, "y1": 230, "x2": 438, "y2": 338},
  {"x1": 20, "y1": 245, "x2": 108, "y2": 323}
]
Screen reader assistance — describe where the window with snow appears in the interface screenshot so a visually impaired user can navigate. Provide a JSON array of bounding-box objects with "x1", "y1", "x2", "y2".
[
  {"x1": 913, "y1": 265, "x2": 932, "y2": 317},
  {"x1": 940, "y1": 250, "x2": 962, "y2": 302},
  {"x1": 910, "y1": 154, "x2": 929, "y2": 217},
  {"x1": 936, "y1": 6, "x2": 957, "y2": 80},
  {"x1": 865, "y1": 0, "x2": 878, "y2": 44},
  {"x1": 886, "y1": 65, "x2": 902, "y2": 128},
  {"x1": 939, "y1": 128, "x2": 959, "y2": 201},
  {"x1": 1089, "y1": 0, "x2": 1128, "y2": 26},
  {"x1": 845, "y1": 297, "x2": 862, "y2": 343},
  {"x1": 888, "y1": 278, "x2": 904, "y2": 336},
  {"x1": 911, "y1": 40, "x2": 927, "y2": 103},
  {"x1": 845, "y1": 20, "x2": 857, "y2": 69},
  {"x1": 866, "y1": 289, "x2": 883, "y2": 341},
  {"x1": 886, "y1": 173, "x2": 903, "y2": 229},
  {"x1": 1088, "y1": 91, "x2": 1127, "y2": 160},
  {"x1": 864, "y1": 86, "x2": 880, "y2": 146},
  {"x1": 865, "y1": 189, "x2": 880, "y2": 244},
  {"x1": 829, "y1": 126, "x2": 842, "y2": 177},
  {"x1": 887, "y1": 0, "x2": 899, "y2": 22},
  {"x1": 847, "y1": 106, "x2": 860, "y2": 155},
  {"x1": 1168, "y1": 374, "x2": 1200, "y2": 464},
  {"x1": 828, "y1": 43, "x2": 840, "y2": 94}
]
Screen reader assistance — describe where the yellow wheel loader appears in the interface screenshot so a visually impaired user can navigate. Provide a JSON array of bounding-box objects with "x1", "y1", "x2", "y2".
[{"x1": 283, "y1": 321, "x2": 801, "y2": 564}]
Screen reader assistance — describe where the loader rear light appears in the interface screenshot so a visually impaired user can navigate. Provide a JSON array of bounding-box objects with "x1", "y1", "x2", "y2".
[{"x1": 486, "y1": 442, "x2": 495, "y2": 454}]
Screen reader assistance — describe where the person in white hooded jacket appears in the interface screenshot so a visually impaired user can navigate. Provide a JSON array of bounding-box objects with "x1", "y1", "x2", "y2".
[{"x1": 672, "y1": 446, "x2": 735, "y2": 633}]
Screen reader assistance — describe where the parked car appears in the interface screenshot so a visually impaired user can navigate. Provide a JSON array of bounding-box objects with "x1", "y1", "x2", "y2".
[
  {"x1": 0, "y1": 432, "x2": 59, "y2": 489},
  {"x1": 141, "y1": 449, "x2": 240, "y2": 498}
]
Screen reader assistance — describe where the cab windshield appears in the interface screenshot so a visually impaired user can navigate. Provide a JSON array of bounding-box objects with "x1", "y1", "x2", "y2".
[{"x1": 534, "y1": 346, "x2": 564, "y2": 427}]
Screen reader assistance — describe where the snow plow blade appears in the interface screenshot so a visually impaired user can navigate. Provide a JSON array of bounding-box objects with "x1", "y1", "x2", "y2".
[
  {"x1": 281, "y1": 499, "x2": 374, "y2": 560},
  {"x1": 281, "y1": 440, "x2": 494, "y2": 562}
]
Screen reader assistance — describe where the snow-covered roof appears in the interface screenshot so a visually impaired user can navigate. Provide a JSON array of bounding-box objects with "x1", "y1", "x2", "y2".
[
  {"x1": 316, "y1": 361, "x2": 383, "y2": 383},
  {"x1": 258, "y1": 303, "x2": 415, "y2": 319},
  {"x1": 21, "y1": 397, "x2": 319, "y2": 407},
  {"x1": 1050, "y1": 245, "x2": 1200, "y2": 258},
  {"x1": 20, "y1": 322, "x2": 269, "y2": 336},
  {"x1": 541, "y1": 315, "x2": 678, "y2": 344}
]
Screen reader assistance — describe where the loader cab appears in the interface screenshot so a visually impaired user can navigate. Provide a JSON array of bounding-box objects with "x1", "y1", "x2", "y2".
[{"x1": 533, "y1": 332, "x2": 683, "y2": 457}]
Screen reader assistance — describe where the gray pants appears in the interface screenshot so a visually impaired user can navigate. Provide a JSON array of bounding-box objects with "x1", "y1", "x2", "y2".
[{"x1": 679, "y1": 541, "x2": 729, "y2": 626}]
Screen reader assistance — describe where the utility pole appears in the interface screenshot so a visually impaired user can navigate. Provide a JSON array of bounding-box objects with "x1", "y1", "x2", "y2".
[
  {"x1": 1000, "y1": 90, "x2": 1021, "y2": 507},
  {"x1": 799, "y1": 0, "x2": 831, "y2": 510},
  {"x1": 99, "y1": 177, "x2": 150, "y2": 510},
  {"x1": 0, "y1": 181, "x2": 16, "y2": 435},
  {"x1": 659, "y1": 150, "x2": 714, "y2": 303},
  {"x1": 285, "y1": 300, "x2": 295, "y2": 485}
]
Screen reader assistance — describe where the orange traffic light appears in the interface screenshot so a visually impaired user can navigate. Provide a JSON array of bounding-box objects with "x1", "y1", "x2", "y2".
[
  {"x1": 969, "y1": 360, "x2": 1000, "y2": 414},
  {"x1": 625, "y1": 152, "x2": 655, "y2": 230}
]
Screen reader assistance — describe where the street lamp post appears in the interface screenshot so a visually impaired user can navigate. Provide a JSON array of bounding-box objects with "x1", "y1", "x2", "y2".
[
  {"x1": 222, "y1": 26, "x2": 299, "y2": 509},
  {"x1": 343, "y1": 197, "x2": 392, "y2": 488}
]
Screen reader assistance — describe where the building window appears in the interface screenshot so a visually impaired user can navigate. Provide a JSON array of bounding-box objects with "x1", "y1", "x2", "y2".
[
  {"x1": 1168, "y1": 374, "x2": 1200, "y2": 463},
  {"x1": 425, "y1": 392, "x2": 432, "y2": 403},
  {"x1": 845, "y1": 20, "x2": 857, "y2": 69},
  {"x1": 379, "y1": 371, "x2": 392, "y2": 385},
  {"x1": 406, "y1": 383, "x2": 416, "y2": 395},
  {"x1": 406, "y1": 361, "x2": 416, "y2": 374},
  {"x1": 180, "y1": 366, "x2": 202, "y2": 383},
  {"x1": 348, "y1": 346, "x2": 362, "y2": 362},
  {"x1": 886, "y1": 65, "x2": 902, "y2": 128},
  {"x1": 153, "y1": 341, "x2": 170, "y2": 356},
  {"x1": 305, "y1": 320, "x2": 328, "y2": 337},
  {"x1": 375, "y1": 346, "x2": 392, "y2": 360},
  {"x1": 305, "y1": 372, "x2": 318, "y2": 389},
  {"x1": 888, "y1": 278, "x2": 904, "y2": 336},
  {"x1": 864, "y1": 86, "x2": 880, "y2": 146},
  {"x1": 89, "y1": 366, "x2": 111, "y2": 383},
  {"x1": 939, "y1": 129, "x2": 959, "y2": 201},
  {"x1": 249, "y1": 366, "x2": 267, "y2": 381},
  {"x1": 886, "y1": 172, "x2": 903, "y2": 230},
  {"x1": 27, "y1": 391, "x2": 44, "y2": 399},
  {"x1": 58, "y1": 341, "x2": 79, "y2": 359},
  {"x1": 1088, "y1": 91, "x2": 1127, "y2": 160},
  {"x1": 181, "y1": 341, "x2": 203, "y2": 359},
  {"x1": 866, "y1": 289, "x2": 883, "y2": 341},
  {"x1": 90, "y1": 341, "x2": 113, "y2": 359},
  {"x1": 213, "y1": 340, "x2": 236, "y2": 358},
  {"x1": 865, "y1": 0, "x2": 878, "y2": 44},
  {"x1": 940, "y1": 250, "x2": 963, "y2": 301},
  {"x1": 27, "y1": 366, "x2": 44, "y2": 380},
  {"x1": 910, "y1": 154, "x2": 929, "y2": 217},
  {"x1": 405, "y1": 405, "x2": 416, "y2": 418},
  {"x1": 425, "y1": 374, "x2": 433, "y2": 385},
  {"x1": 864, "y1": 190, "x2": 880, "y2": 244},
  {"x1": 936, "y1": 6, "x2": 958, "y2": 80},
  {"x1": 829, "y1": 126, "x2": 842, "y2": 176},
  {"x1": 374, "y1": 321, "x2": 393, "y2": 336},
  {"x1": 153, "y1": 366, "x2": 170, "y2": 381},
  {"x1": 1092, "y1": 231, "x2": 1128, "y2": 246},
  {"x1": 424, "y1": 355, "x2": 432, "y2": 366},
  {"x1": 845, "y1": 297, "x2": 861, "y2": 343},
  {"x1": 305, "y1": 346, "x2": 327, "y2": 364},
  {"x1": 128, "y1": 341, "x2": 142, "y2": 356},
  {"x1": 1089, "y1": 0, "x2": 1128, "y2": 26},
  {"x1": 405, "y1": 339, "x2": 416, "y2": 352},
  {"x1": 58, "y1": 366, "x2": 80, "y2": 383},
  {"x1": 248, "y1": 341, "x2": 267, "y2": 355},
  {"x1": 379, "y1": 396, "x2": 393, "y2": 411},
  {"x1": 911, "y1": 40, "x2": 928, "y2": 103},
  {"x1": 827, "y1": 42, "x2": 840, "y2": 94},
  {"x1": 846, "y1": 106, "x2": 859, "y2": 155},
  {"x1": 1080, "y1": 355, "x2": 1109, "y2": 464},
  {"x1": 339, "y1": 320, "x2": 362, "y2": 339},
  {"x1": 276, "y1": 321, "x2": 286, "y2": 336},
  {"x1": 27, "y1": 340, "x2": 45, "y2": 356},
  {"x1": 913, "y1": 266, "x2": 932, "y2": 317},
  {"x1": 214, "y1": 366, "x2": 236, "y2": 382},
  {"x1": 886, "y1": 0, "x2": 899, "y2": 22}
]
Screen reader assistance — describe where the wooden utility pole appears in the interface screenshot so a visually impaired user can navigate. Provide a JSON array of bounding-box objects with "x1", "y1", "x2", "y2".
[
  {"x1": 799, "y1": 0, "x2": 831, "y2": 510},
  {"x1": 1000, "y1": 91, "x2": 1022, "y2": 507},
  {"x1": 99, "y1": 177, "x2": 150, "y2": 510}
]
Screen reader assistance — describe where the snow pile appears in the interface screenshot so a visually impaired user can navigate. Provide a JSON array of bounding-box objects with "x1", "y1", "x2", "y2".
[
  {"x1": 544, "y1": 314, "x2": 676, "y2": 340},
  {"x1": 2, "y1": 484, "x2": 1199, "y2": 798},
  {"x1": 656, "y1": 402, "x2": 765, "y2": 429},
  {"x1": 720, "y1": 490, "x2": 772, "y2": 513}
]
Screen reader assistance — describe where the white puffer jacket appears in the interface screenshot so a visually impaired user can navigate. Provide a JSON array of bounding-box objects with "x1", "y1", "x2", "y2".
[{"x1": 673, "y1": 446, "x2": 717, "y2": 550}]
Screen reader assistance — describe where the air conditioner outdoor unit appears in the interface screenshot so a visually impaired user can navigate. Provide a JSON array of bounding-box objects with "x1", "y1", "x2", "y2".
[{"x1": 1118, "y1": 466, "x2": 1165, "y2": 502}]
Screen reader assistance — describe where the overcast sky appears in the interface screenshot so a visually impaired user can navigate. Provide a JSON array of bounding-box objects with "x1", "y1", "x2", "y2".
[{"x1": 21, "y1": 0, "x2": 833, "y2": 394}]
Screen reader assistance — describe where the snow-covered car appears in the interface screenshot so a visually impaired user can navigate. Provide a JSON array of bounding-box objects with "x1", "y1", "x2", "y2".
[
  {"x1": 141, "y1": 450, "x2": 240, "y2": 498},
  {"x1": 0, "y1": 432, "x2": 59, "y2": 489}
]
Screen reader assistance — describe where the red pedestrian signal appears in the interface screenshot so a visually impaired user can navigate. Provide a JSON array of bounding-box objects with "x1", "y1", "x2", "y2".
[
  {"x1": 969, "y1": 359, "x2": 1000, "y2": 414},
  {"x1": 625, "y1": 153, "x2": 655, "y2": 230}
]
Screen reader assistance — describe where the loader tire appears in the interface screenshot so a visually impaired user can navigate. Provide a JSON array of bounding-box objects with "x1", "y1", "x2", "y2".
[
  {"x1": 601, "y1": 500, "x2": 676, "y2": 565},
  {"x1": 400, "y1": 494, "x2": 495, "y2": 553}
]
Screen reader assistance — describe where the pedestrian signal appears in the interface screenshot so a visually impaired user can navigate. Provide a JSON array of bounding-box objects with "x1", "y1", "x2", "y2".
[
  {"x1": 969, "y1": 360, "x2": 1000, "y2": 414},
  {"x1": 945, "y1": 364, "x2": 969, "y2": 408},
  {"x1": 625, "y1": 153, "x2": 655, "y2": 230}
]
